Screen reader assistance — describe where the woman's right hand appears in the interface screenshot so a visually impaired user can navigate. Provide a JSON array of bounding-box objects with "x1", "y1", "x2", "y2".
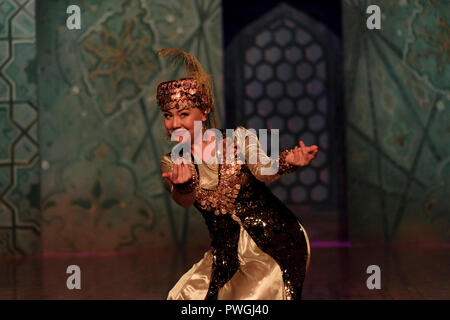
[{"x1": 161, "y1": 159, "x2": 193, "y2": 185}]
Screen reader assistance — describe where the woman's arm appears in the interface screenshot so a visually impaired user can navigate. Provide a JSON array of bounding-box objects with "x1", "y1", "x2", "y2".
[
  {"x1": 160, "y1": 155, "x2": 196, "y2": 208},
  {"x1": 234, "y1": 126, "x2": 317, "y2": 183}
]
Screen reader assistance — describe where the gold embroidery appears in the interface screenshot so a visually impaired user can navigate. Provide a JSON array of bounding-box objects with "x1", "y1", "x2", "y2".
[
  {"x1": 194, "y1": 138, "x2": 244, "y2": 215},
  {"x1": 193, "y1": 130, "x2": 296, "y2": 215}
]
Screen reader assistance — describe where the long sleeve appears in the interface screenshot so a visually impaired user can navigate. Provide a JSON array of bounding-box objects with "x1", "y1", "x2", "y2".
[
  {"x1": 160, "y1": 154, "x2": 197, "y2": 208},
  {"x1": 160, "y1": 154, "x2": 174, "y2": 192},
  {"x1": 233, "y1": 126, "x2": 296, "y2": 183},
  {"x1": 160, "y1": 154, "x2": 197, "y2": 193}
]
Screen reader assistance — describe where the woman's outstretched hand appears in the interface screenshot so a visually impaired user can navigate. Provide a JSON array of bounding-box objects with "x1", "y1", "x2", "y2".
[
  {"x1": 285, "y1": 141, "x2": 319, "y2": 167},
  {"x1": 161, "y1": 159, "x2": 193, "y2": 185}
]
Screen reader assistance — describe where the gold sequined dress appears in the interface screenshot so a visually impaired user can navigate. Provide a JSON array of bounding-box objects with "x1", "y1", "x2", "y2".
[{"x1": 160, "y1": 126, "x2": 310, "y2": 300}]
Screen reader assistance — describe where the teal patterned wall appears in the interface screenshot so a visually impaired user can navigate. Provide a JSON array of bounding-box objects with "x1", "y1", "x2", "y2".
[
  {"x1": 0, "y1": 0, "x2": 40, "y2": 255},
  {"x1": 2, "y1": 0, "x2": 448, "y2": 256},
  {"x1": 344, "y1": 0, "x2": 450, "y2": 242},
  {"x1": 36, "y1": 0, "x2": 223, "y2": 253}
]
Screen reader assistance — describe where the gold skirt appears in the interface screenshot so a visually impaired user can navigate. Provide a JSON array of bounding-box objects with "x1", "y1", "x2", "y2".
[{"x1": 167, "y1": 219, "x2": 310, "y2": 300}]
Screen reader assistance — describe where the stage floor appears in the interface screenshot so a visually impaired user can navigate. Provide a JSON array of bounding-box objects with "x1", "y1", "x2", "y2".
[{"x1": 1, "y1": 244, "x2": 449, "y2": 300}]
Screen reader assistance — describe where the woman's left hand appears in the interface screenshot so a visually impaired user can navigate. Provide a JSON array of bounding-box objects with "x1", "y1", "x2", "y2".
[{"x1": 285, "y1": 141, "x2": 319, "y2": 167}]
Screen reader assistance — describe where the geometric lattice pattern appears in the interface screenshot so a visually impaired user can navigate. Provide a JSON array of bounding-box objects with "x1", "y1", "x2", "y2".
[
  {"x1": 344, "y1": 0, "x2": 450, "y2": 242},
  {"x1": 0, "y1": 0, "x2": 40, "y2": 255},
  {"x1": 0, "y1": 0, "x2": 223, "y2": 255},
  {"x1": 38, "y1": 0, "x2": 223, "y2": 253},
  {"x1": 227, "y1": 3, "x2": 340, "y2": 207}
]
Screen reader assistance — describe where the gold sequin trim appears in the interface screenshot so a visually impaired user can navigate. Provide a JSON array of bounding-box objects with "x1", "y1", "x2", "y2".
[
  {"x1": 156, "y1": 77, "x2": 212, "y2": 112},
  {"x1": 194, "y1": 138, "x2": 244, "y2": 215}
]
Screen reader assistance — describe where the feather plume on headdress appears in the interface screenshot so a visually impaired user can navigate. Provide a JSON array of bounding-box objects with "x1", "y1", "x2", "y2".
[{"x1": 157, "y1": 49, "x2": 214, "y2": 105}]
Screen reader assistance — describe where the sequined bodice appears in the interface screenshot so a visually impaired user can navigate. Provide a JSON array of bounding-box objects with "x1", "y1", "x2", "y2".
[
  {"x1": 193, "y1": 135, "x2": 249, "y2": 215},
  {"x1": 161, "y1": 126, "x2": 308, "y2": 300},
  {"x1": 189, "y1": 130, "x2": 308, "y2": 300}
]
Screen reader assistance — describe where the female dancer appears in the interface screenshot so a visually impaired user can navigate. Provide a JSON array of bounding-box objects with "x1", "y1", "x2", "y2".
[{"x1": 158, "y1": 49, "x2": 318, "y2": 300}]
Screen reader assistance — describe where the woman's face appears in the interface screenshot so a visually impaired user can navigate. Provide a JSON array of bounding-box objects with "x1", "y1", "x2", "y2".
[{"x1": 163, "y1": 106, "x2": 209, "y2": 144}]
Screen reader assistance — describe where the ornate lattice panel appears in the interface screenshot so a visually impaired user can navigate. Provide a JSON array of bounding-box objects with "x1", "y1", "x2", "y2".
[
  {"x1": 344, "y1": 0, "x2": 450, "y2": 242},
  {"x1": 0, "y1": 0, "x2": 40, "y2": 255},
  {"x1": 226, "y1": 4, "x2": 341, "y2": 207}
]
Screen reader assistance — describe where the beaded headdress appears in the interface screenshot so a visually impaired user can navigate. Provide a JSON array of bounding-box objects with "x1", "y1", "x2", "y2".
[{"x1": 156, "y1": 48, "x2": 218, "y2": 128}]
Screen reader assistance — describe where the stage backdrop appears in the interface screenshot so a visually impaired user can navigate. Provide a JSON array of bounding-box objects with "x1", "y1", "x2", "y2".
[
  {"x1": 0, "y1": 0, "x2": 223, "y2": 255},
  {"x1": 1, "y1": 0, "x2": 449, "y2": 256},
  {"x1": 343, "y1": 0, "x2": 450, "y2": 242}
]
